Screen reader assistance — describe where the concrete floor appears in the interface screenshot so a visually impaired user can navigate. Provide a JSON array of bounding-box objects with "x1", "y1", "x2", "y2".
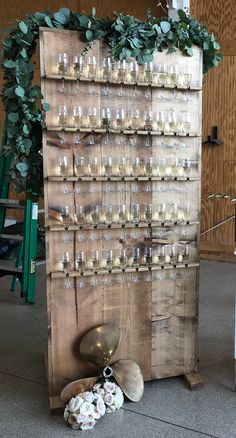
[{"x1": 0, "y1": 260, "x2": 236, "y2": 438}]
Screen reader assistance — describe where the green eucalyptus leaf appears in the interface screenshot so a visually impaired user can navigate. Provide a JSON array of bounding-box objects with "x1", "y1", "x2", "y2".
[
  {"x1": 23, "y1": 124, "x2": 30, "y2": 135},
  {"x1": 2, "y1": 38, "x2": 12, "y2": 48},
  {"x1": 19, "y1": 21, "x2": 28, "y2": 34},
  {"x1": 20, "y1": 48, "x2": 28, "y2": 58},
  {"x1": 53, "y1": 12, "x2": 67, "y2": 24},
  {"x1": 78, "y1": 15, "x2": 90, "y2": 27},
  {"x1": 85, "y1": 29, "x2": 93, "y2": 41},
  {"x1": 45, "y1": 16, "x2": 53, "y2": 27},
  {"x1": 203, "y1": 41, "x2": 209, "y2": 50},
  {"x1": 213, "y1": 41, "x2": 220, "y2": 50},
  {"x1": 34, "y1": 12, "x2": 47, "y2": 22},
  {"x1": 15, "y1": 85, "x2": 25, "y2": 97},
  {"x1": 160, "y1": 21, "x2": 171, "y2": 34},
  {"x1": 59, "y1": 8, "x2": 70, "y2": 18},
  {"x1": 3, "y1": 59, "x2": 16, "y2": 68},
  {"x1": 91, "y1": 7, "x2": 96, "y2": 17},
  {"x1": 16, "y1": 162, "x2": 28, "y2": 172},
  {"x1": 8, "y1": 112, "x2": 20, "y2": 123},
  {"x1": 186, "y1": 47, "x2": 193, "y2": 56},
  {"x1": 42, "y1": 102, "x2": 50, "y2": 111}
]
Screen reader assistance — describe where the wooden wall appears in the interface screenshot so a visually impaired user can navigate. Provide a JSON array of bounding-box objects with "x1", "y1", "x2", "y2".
[
  {"x1": 191, "y1": 0, "x2": 236, "y2": 259},
  {"x1": 0, "y1": 0, "x2": 164, "y2": 219}
]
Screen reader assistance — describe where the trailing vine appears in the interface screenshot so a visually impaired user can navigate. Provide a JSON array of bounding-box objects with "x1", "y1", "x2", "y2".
[{"x1": 1, "y1": 7, "x2": 223, "y2": 195}]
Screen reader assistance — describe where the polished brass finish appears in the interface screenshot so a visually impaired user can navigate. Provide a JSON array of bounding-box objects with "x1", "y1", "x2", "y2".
[
  {"x1": 112, "y1": 359, "x2": 144, "y2": 402},
  {"x1": 60, "y1": 376, "x2": 99, "y2": 404},
  {"x1": 80, "y1": 323, "x2": 121, "y2": 368}
]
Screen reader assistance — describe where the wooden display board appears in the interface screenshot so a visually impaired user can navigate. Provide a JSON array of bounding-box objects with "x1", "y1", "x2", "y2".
[{"x1": 39, "y1": 28, "x2": 202, "y2": 409}]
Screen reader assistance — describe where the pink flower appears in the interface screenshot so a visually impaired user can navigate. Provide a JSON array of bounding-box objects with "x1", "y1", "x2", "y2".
[
  {"x1": 104, "y1": 382, "x2": 116, "y2": 393},
  {"x1": 80, "y1": 401, "x2": 95, "y2": 416},
  {"x1": 96, "y1": 398, "x2": 106, "y2": 416}
]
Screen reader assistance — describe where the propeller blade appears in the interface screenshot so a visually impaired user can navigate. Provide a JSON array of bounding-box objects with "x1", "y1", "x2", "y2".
[
  {"x1": 112, "y1": 359, "x2": 144, "y2": 402},
  {"x1": 61, "y1": 376, "x2": 99, "y2": 404}
]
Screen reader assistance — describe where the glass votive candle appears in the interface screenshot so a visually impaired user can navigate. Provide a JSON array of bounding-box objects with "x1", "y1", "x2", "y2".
[
  {"x1": 183, "y1": 65, "x2": 192, "y2": 87},
  {"x1": 61, "y1": 252, "x2": 70, "y2": 272},
  {"x1": 104, "y1": 205, "x2": 113, "y2": 225},
  {"x1": 144, "y1": 204, "x2": 152, "y2": 222},
  {"x1": 156, "y1": 63, "x2": 167, "y2": 86},
  {"x1": 104, "y1": 156, "x2": 113, "y2": 177},
  {"x1": 73, "y1": 55, "x2": 83, "y2": 78},
  {"x1": 57, "y1": 52, "x2": 68, "y2": 76},
  {"x1": 106, "y1": 250, "x2": 113, "y2": 270},
  {"x1": 129, "y1": 61, "x2": 139, "y2": 82},
  {"x1": 89, "y1": 157, "x2": 100, "y2": 177},
  {"x1": 132, "y1": 247, "x2": 141, "y2": 268},
  {"x1": 57, "y1": 105, "x2": 67, "y2": 127},
  {"x1": 158, "y1": 203, "x2": 166, "y2": 221},
  {"x1": 182, "y1": 112, "x2": 191, "y2": 134},
  {"x1": 59, "y1": 155, "x2": 68, "y2": 176},
  {"x1": 118, "y1": 204, "x2": 127, "y2": 224},
  {"x1": 167, "y1": 64, "x2": 178, "y2": 87},
  {"x1": 157, "y1": 111, "x2": 165, "y2": 132},
  {"x1": 131, "y1": 157, "x2": 140, "y2": 177},
  {"x1": 144, "y1": 246, "x2": 152, "y2": 266},
  {"x1": 130, "y1": 109, "x2": 140, "y2": 130},
  {"x1": 89, "y1": 205, "x2": 100, "y2": 226}
]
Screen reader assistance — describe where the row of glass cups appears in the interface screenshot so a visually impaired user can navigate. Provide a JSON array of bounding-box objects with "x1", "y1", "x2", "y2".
[
  {"x1": 57, "y1": 53, "x2": 192, "y2": 87},
  {"x1": 57, "y1": 106, "x2": 191, "y2": 133},
  {"x1": 61, "y1": 243, "x2": 191, "y2": 273},
  {"x1": 60, "y1": 203, "x2": 191, "y2": 227},
  {"x1": 58, "y1": 155, "x2": 192, "y2": 178}
]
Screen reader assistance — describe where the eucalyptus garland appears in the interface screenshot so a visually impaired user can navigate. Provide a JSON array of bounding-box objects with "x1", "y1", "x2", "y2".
[{"x1": 1, "y1": 7, "x2": 222, "y2": 195}]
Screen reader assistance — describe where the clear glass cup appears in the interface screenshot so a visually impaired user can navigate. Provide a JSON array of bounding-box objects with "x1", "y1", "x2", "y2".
[
  {"x1": 88, "y1": 107, "x2": 98, "y2": 129},
  {"x1": 144, "y1": 62, "x2": 153, "y2": 83},
  {"x1": 158, "y1": 203, "x2": 166, "y2": 222},
  {"x1": 129, "y1": 61, "x2": 138, "y2": 82},
  {"x1": 117, "y1": 60, "x2": 126, "y2": 82},
  {"x1": 89, "y1": 156, "x2": 100, "y2": 177},
  {"x1": 73, "y1": 106, "x2": 83, "y2": 128},
  {"x1": 131, "y1": 157, "x2": 140, "y2": 177},
  {"x1": 157, "y1": 246, "x2": 165, "y2": 265},
  {"x1": 61, "y1": 205, "x2": 70, "y2": 227},
  {"x1": 183, "y1": 158, "x2": 191, "y2": 176},
  {"x1": 92, "y1": 250, "x2": 100, "y2": 271},
  {"x1": 156, "y1": 63, "x2": 167, "y2": 86},
  {"x1": 76, "y1": 251, "x2": 86, "y2": 272},
  {"x1": 144, "y1": 204, "x2": 153, "y2": 223},
  {"x1": 169, "y1": 110, "x2": 177, "y2": 133},
  {"x1": 144, "y1": 246, "x2": 152, "y2": 266},
  {"x1": 118, "y1": 204, "x2": 127, "y2": 224},
  {"x1": 182, "y1": 112, "x2": 191, "y2": 134},
  {"x1": 183, "y1": 203, "x2": 191, "y2": 222},
  {"x1": 129, "y1": 109, "x2": 140, "y2": 130},
  {"x1": 102, "y1": 57, "x2": 112, "y2": 81},
  {"x1": 132, "y1": 247, "x2": 141, "y2": 268},
  {"x1": 104, "y1": 156, "x2": 113, "y2": 177},
  {"x1": 115, "y1": 108, "x2": 125, "y2": 130},
  {"x1": 183, "y1": 65, "x2": 192, "y2": 87},
  {"x1": 169, "y1": 245, "x2": 177, "y2": 264},
  {"x1": 87, "y1": 55, "x2": 96, "y2": 80},
  {"x1": 105, "y1": 205, "x2": 113, "y2": 225},
  {"x1": 144, "y1": 157, "x2": 153, "y2": 177},
  {"x1": 75, "y1": 205, "x2": 84, "y2": 226},
  {"x1": 178, "y1": 244, "x2": 189, "y2": 264},
  {"x1": 57, "y1": 52, "x2": 68, "y2": 77},
  {"x1": 144, "y1": 110, "x2": 153, "y2": 131},
  {"x1": 157, "y1": 111, "x2": 165, "y2": 132},
  {"x1": 57, "y1": 105, "x2": 67, "y2": 127},
  {"x1": 132, "y1": 203, "x2": 140, "y2": 223},
  {"x1": 118, "y1": 157, "x2": 126, "y2": 177},
  {"x1": 106, "y1": 250, "x2": 113, "y2": 270},
  {"x1": 61, "y1": 252, "x2": 70, "y2": 273},
  {"x1": 74, "y1": 156, "x2": 86, "y2": 177},
  {"x1": 170, "y1": 202, "x2": 178, "y2": 221},
  {"x1": 73, "y1": 55, "x2": 83, "y2": 78},
  {"x1": 119, "y1": 248, "x2": 127, "y2": 270},
  {"x1": 59, "y1": 155, "x2": 68, "y2": 176},
  {"x1": 89, "y1": 205, "x2": 100, "y2": 226},
  {"x1": 167, "y1": 64, "x2": 178, "y2": 87},
  {"x1": 101, "y1": 107, "x2": 111, "y2": 129}
]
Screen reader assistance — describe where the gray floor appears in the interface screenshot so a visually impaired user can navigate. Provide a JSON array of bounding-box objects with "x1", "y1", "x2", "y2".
[{"x1": 0, "y1": 260, "x2": 236, "y2": 438}]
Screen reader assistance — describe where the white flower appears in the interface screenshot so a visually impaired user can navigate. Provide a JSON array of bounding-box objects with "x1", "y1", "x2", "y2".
[
  {"x1": 83, "y1": 391, "x2": 95, "y2": 403},
  {"x1": 104, "y1": 393, "x2": 115, "y2": 406},
  {"x1": 104, "y1": 382, "x2": 116, "y2": 393},
  {"x1": 80, "y1": 420, "x2": 96, "y2": 430},
  {"x1": 80, "y1": 401, "x2": 95, "y2": 416},
  {"x1": 93, "y1": 411, "x2": 101, "y2": 420},
  {"x1": 68, "y1": 395, "x2": 83, "y2": 412},
  {"x1": 114, "y1": 391, "x2": 124, "y2": 409},
  {"x1": 96, "y1": 397, "x2": 106, "y2": 416},
  {"x1": 64, "y1": 405, "x2": 70, "y2": 421},
  {"x1": 93, "y1": 392, "x2": 103, "y2": 400},
  {"x1": 77, "y1": 413, "x2": 88, "y2": 422},
  {"x1": 106, "y1": 405, "x2": 116, "y2": 413}
]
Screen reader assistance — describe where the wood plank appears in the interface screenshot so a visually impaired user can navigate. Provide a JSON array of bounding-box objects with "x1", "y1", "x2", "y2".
[{"x1": 184, "y1": 372, "x2": 203, "y2": 390}]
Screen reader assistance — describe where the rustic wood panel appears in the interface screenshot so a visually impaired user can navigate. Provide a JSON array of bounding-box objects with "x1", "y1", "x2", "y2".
[
  {"x1": 40, "y1": 28, "x2": 202, "y2": 398},
  {"x1": 191, "y1": 0, "x2": 236, "y2": 255}
]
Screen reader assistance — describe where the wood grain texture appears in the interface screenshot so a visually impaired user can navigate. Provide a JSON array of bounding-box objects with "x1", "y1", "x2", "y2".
[
  {"x1": 40, "y1": 29, "x2": 202, "y2": 398},
  {"x1": 191, "y1": 0, "x2": 236, "y2": 252}
]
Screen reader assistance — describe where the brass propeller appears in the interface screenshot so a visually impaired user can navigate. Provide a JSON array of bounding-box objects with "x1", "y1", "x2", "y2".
[{"x1": 61, "y1": 324, "x2": 144, "y2": 404}]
